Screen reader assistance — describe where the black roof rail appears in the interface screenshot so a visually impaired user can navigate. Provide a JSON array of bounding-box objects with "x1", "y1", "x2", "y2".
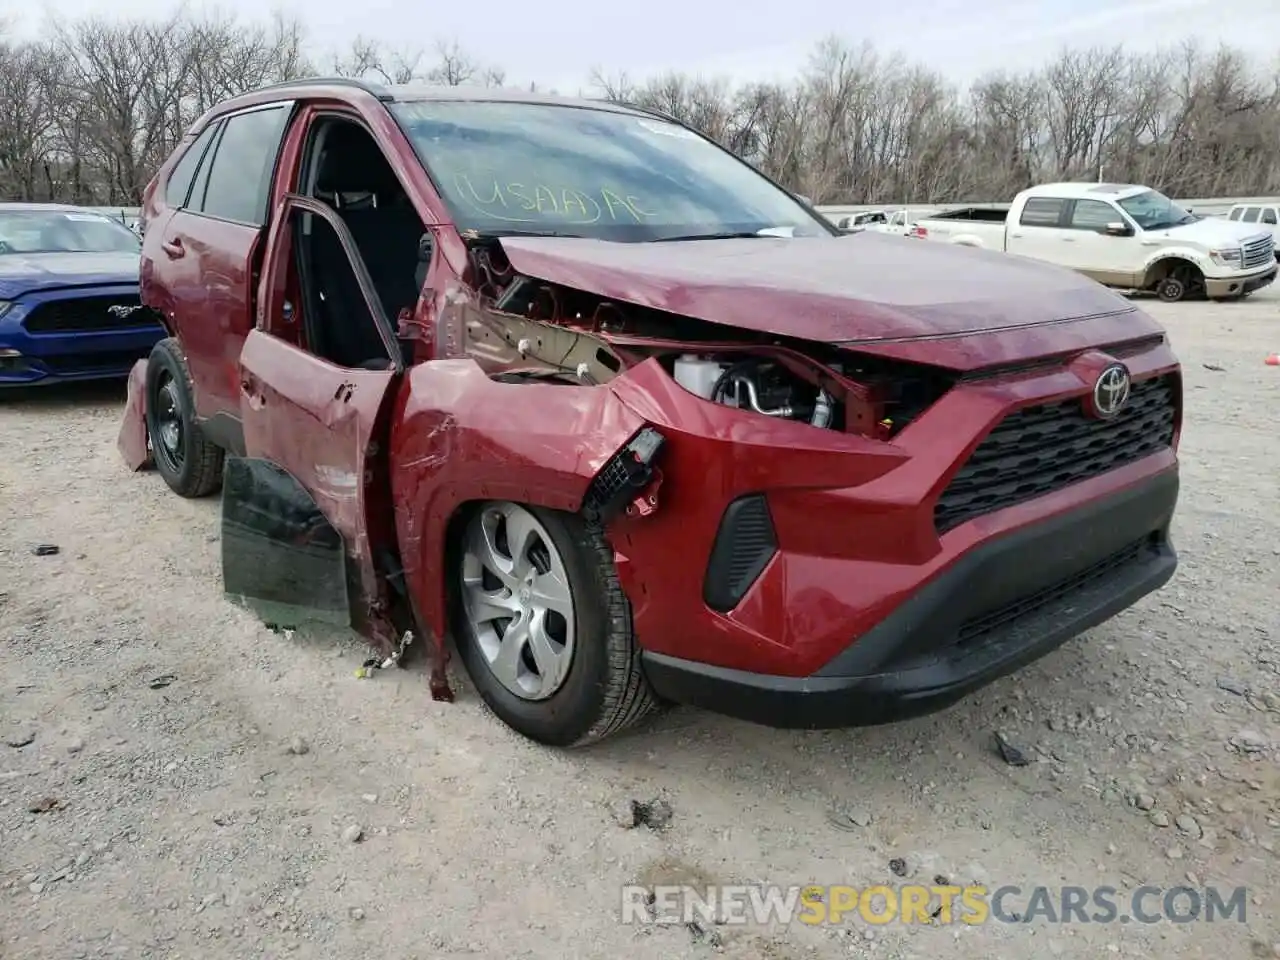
[
  {"x1": 243, "y1": 76, "x2": 395, "y2": 102},
  {"x1": 604, "y1": 98, "x2": 684, "y2": 125}
]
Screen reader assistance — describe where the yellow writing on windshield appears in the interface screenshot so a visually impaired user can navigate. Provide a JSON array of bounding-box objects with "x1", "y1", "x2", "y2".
[{"x1": 454, "y1": 174, "x2": 657, "y2": 224}]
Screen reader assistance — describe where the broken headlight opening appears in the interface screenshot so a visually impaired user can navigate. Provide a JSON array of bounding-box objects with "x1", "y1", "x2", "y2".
[
  {"x1": 582, "y1": 427, "x2": 665, "y2": 524},
  {"x1": 671, "y1": 353, "x2": 836, "y2": 429}
]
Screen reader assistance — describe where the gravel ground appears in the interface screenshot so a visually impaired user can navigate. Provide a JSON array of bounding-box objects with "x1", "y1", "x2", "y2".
[{"x1": 2, "y1": 290, "x2": 1278, "y2": 960}]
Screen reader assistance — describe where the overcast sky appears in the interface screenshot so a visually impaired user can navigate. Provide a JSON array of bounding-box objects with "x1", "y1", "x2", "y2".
[{"x1": 10, "y1": 0, "x2": 1280, "y2": 94}]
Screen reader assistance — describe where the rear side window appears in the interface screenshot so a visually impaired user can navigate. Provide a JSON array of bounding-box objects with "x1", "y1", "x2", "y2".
[
  {"x1": 1020, "y1": 197, "x2": 1065, "y2": 227},
  {"x1": 1241, "y1": 207, "x2": 1260, "y2": 223},
  {"x1": 1263, "y1": 208, "x2": 1278, "y2": 225},
  {"x1": 165, "y1": 124, "x2": 220, "y2": 209},
  {"x1": 195, "y1": 104, "x2": 291, "y2": 225},
  {"x1": 1228, "y1": 207, "x2": 1243, "y2": 221}
]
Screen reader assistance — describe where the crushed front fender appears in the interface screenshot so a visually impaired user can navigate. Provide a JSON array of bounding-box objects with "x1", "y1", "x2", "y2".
[
  {"x1": 389, "y1": 359, "x2": 650, "y2": 658},
  {"x1": 118, "y1": 359, "x2": 152, "y2": 472}
]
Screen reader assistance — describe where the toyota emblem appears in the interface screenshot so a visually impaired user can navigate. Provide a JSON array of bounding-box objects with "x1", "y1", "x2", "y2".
[{"x1": 1092, "y1": 364, "x2": 1131, "y2": 419}]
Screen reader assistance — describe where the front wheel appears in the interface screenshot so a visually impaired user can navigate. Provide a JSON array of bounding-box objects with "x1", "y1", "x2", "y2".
[
  {"x1": 144, "y1": 338, "x2": 224, "y2": 498},
  {"x1": 1154, "y1": 261, "x2": 1203, "y2": 303},
  {"x1": 452, "y1": 502, "x2": 659, "y2": 747}
]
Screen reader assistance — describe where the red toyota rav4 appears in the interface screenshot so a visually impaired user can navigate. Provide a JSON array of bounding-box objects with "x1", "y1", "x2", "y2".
[{"x1": 119, "y1": 78, "x2": 1181, "y2": 747}]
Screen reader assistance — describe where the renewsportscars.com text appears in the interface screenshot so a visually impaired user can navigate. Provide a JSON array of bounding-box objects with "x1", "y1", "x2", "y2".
[{"x1": 621, "y1": 883, "x2": 1249, "y2": 927}]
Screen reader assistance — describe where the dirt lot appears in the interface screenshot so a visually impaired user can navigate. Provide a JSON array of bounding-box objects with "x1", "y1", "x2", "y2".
[{"x1": 2, "y1": 290, "x2": 1278, "y2": 960}]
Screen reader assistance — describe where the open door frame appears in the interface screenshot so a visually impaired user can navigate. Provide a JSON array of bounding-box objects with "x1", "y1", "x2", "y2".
[{"x1": 221, "y1": 193, "x2": 406, "y2": 652}]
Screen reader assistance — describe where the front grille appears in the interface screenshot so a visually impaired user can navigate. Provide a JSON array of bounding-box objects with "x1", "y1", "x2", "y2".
[
  {"x1": 703, "y1": 494, "x2": 778, "y2": 612},
  {"x1": 1243, "y1": 235, "x2": 1274, "y2": 269},
  {"x1": 22, "y1": 295, "x2": 146, "y2": 333},
  {"x1": 955, "y1": 536, "x2": 1152, "y2": 648},
  {"x1": 935, "y1": 374, "x2": 1177, "y2": 534},
  {"x1": 38, "y1": 348, "x2": 150, "y2": 373}
]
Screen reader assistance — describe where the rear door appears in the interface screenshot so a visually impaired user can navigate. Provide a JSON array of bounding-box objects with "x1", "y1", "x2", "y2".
[
  {"x1": 221, "y1": 194, "x2": 404, "y2": 635},
  {"x1": 1005, "y1": 196, "x2": 1067, "y2": 262},
  {"x1": 156, "y1": 101, "x2": 293, "y2": 437}
]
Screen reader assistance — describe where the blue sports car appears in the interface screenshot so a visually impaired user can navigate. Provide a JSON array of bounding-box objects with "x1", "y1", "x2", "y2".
[{"x1": 0, "y1": 203, "x2": 164, "y2": 387}]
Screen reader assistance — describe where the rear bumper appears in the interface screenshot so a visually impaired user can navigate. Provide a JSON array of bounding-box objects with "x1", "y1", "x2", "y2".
[
  {"x1": 642, "y1": 469, "x2": 1178, "y2": 728},
  {"x1": 1204, "y1": 263, "x2": 1276, "y2": 298}
]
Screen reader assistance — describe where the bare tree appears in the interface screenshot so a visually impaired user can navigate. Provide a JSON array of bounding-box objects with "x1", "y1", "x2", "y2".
[{"x1": 1, "y1": 15, "x2": 1278, "y2": 205}]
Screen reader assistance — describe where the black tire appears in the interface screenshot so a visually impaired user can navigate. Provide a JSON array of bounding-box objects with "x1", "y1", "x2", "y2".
[
  {"x1": 1154, "y1": 260, "x2": 1204, "y2": 303},
  {"x1": 451, "y1": 504, "x2": 660, "y2": 747},
  {"x1": 1155, "y1": 275, "x2": 1186, "y2": 303},
  {"x1": 144, "y1": 337, "x2": 224, "y2": 498}
]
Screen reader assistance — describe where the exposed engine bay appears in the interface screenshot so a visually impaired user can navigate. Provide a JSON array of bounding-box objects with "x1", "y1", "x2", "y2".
[{"x1": 456, "y1": 239, "x2": 957, "y2": 440}]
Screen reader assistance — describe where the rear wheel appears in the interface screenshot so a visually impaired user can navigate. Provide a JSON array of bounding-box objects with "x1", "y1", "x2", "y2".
[
  {"x1": 452, "y1": 501, "x2": 659, "y2": 747},
  {"x1": 144, "y1": 338, "x2": 224, "y2": 498}
]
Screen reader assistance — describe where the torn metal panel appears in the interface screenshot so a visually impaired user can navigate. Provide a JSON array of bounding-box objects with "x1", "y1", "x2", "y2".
[{"x1": 117, "y1": 359, "x2": 153, "y2": 472}]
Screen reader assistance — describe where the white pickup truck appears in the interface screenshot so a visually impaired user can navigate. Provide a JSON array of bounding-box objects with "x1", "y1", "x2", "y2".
[
  {"x1": 1226, "y1": 202, "x2": 1280, "y2": 249},
  {"x1": 910, "y1": 183, "x2": 1277, "y2": 302},
  {"x1": 834, "y1": 208, "x2": 923, "y2": 236}
]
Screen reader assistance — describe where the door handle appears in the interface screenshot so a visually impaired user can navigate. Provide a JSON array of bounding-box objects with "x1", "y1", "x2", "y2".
[
  {"x1": 1009, "y1": 232, "x2": 1023, "y2": 238},
  {"x1": 161, "y1": 237, "x2": 185, "y2": 259},
  {"x1": 1060, "y1": 236, "x2": 1077, "y2": 242}
]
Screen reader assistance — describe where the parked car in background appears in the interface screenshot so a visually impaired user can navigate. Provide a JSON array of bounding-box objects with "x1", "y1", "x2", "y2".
[
  {"x1": 0, "y1": 203, "x2": 163, "y2": 386},
  {"x1": 910, "y1": 183, "x2": 1276, "y2": 302},
  {"x1": 121, "y1": 81, "x2": 1180, "y2": 749},
  {"x1": 1226, "y1": 202, "x2": 1280, "y2": 255},
  {"x1": 836, "y1": 211, "x2": 888, "y2": 232},
  {"x1": 834, "y1": 209, "x2": 918, "y2": 236}
]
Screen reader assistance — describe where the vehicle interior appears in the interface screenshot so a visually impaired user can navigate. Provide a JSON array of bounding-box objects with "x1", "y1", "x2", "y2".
[{"x1": 293, "y1": 117, "x2": 429, "y2": 370}]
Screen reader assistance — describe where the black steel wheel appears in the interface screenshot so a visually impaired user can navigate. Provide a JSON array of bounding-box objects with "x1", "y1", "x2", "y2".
[{"x1": 144, "y1": 338, "x2": 224, "y2": 498}]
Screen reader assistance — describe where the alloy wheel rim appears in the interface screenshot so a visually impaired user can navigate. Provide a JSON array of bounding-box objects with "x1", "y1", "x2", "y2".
[{"x1": 460, "y1": 503, "x2": 576, "y2": 701}]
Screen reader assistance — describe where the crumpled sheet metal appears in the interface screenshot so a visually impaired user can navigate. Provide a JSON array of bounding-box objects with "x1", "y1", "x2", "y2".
[{"x1": 118, "y1": 359, "x2": 153, "y2": 472}]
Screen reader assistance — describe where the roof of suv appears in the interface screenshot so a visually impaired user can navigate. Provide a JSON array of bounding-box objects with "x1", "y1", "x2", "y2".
[{"x1": 209, "y1": 77, "x2": 658, "y2": 123}]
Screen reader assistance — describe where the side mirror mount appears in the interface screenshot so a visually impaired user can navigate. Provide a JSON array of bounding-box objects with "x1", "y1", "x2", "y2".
[
  {"x1": 795, "y1": 193, "x2": 812, "y2": 206},
  {"x1": 1104, "y1": 222, "x2": 1132, "y2": 237}
]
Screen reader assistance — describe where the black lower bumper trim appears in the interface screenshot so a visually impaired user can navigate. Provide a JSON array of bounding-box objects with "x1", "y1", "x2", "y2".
[{"x1": 642, "y1": 469, "x2": 1179, "y2": 729}]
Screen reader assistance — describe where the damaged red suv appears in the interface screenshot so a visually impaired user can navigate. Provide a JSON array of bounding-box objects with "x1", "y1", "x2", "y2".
[{"x1": 120, "y1": 79, "x2": 1181, "y2": 746}]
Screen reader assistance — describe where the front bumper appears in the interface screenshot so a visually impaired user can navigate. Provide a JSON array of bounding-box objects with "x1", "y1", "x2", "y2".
[
  {"x1": 0, "y1": 287, "x2": 163, "y2": 386},
  {"x1": 1204, "y1": 263, "x2": 1277, "y2": 298},
  {"x1": 642, "y1": 470, "x2": 1177, "y2": 728}
]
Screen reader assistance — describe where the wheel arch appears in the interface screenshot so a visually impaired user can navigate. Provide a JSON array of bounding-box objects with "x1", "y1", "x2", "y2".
[{"x1": 1141, "y1": 254, "x2": 1204, "y2": 289}]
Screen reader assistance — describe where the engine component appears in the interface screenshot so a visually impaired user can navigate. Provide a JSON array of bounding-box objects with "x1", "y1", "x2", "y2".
[
  {"x1": 669, "y1": 354, "x2": 840, "y2": 430},
  {"x1": 672, "y1": 354, "x2": 726, "y2": 400}
]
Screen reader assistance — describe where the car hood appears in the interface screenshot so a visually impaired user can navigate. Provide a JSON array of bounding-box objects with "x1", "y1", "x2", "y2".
[
  {"x1": 497, "y1": 233, "x2": 1136, "y2": 347},
  {"x1": 1152, "y1": 217, "x2": 1269, "y2": 248},
  {"x1": 0, "y1": 251, "x2": 140, "y2": 299}
]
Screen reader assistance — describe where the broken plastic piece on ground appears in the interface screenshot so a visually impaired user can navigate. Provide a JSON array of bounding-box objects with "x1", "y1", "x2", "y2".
[
  {"x1": 993, "y1": 730, "x2": 1030, "y2": 766},
  {"x1": 626, "y1": 797, "x2": 673, "y2": 830},
  {"x1": 28, "y1": 796, "x2": 63, "y2": 813},
  {"x1": 354, "y1": 630, "x2": 415, "y2": 678},
  {"x1": 32, "y1": 544, "x2": 60, "y2": 556},
  {"x1": 149, "y1": 674, "x2": 177, "y2": 689}
]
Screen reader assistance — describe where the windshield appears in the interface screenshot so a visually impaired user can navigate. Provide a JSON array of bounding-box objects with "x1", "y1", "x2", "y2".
[
  {"x1": 389, "y1": 100, "x2": 835, "y2": 241},
  {"x1": 0, "y1": 210, "x2": 140, "y2": 255},
  {"x1": 1116, "y1": 190, "x2": 1196, "y2": 231}
]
